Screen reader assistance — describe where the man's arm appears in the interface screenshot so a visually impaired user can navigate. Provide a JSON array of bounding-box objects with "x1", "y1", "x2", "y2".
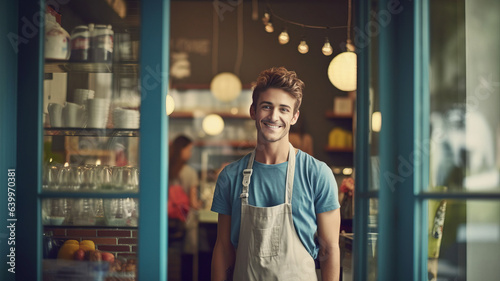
[
  {"x1": 317, "y1": 208, "x2": 341, "y2": 281},
  {"x1": 211, "y1": 214, "x2": 236, "y2": 281}
]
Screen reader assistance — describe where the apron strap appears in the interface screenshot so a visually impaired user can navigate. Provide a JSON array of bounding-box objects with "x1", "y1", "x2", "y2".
[
  {"x1": 240, "y1": 150, "x2": 255, "y2": 205},
  {"x1": 240, "y1": 143, "x2": 296, "y2": 205},
  {"x1": 285, "y1": 143, "x2": 295, "y2": 204}
]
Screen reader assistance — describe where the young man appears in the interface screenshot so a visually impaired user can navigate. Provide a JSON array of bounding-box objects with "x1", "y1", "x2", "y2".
[{"x1": 211, "y1": 67, "x2": 341, "y2": 281}]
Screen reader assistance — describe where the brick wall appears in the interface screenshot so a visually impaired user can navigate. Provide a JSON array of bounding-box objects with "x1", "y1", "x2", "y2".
[{"x1": 45, "y1": 227, "x2": 137, "y2": 258}]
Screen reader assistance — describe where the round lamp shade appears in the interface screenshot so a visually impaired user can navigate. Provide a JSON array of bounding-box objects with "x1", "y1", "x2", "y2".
[
  {"x1": 202, "y1": 114, "x2": 225, "y2": 136},
  {"x1": 166, "y1": 94, "x2": 175, "y2": 115},
  {"x1": 328, "y1": 51, "x2": 357, "y2": 91},
  {"x1": 210, "y1": 72, "x2": 242, "y2": 102}
]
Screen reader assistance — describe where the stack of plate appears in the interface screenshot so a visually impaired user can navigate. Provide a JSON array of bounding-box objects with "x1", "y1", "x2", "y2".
[
  {"x1": 87, "y1": 98, "x2": 111, "y2": 128},
  {"x1": 113, "y1": 108, "x2": 140, "y2": 129}
]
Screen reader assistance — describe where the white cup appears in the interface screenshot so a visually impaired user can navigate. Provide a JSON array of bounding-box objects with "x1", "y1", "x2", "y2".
[
  {"x1": 63, "y1": 102, "x2": 85, "y2": 128},
  {"x1": 48, "y1": 103, "x2": 63, "y2": 127}
]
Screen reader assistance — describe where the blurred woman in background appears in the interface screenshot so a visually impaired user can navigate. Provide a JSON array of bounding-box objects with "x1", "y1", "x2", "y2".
[{"x1": 168, "y1": 135, "x2": 202, "y2": 281}]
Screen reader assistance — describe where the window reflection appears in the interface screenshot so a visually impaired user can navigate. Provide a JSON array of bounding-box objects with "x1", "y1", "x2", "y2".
[{"x1": 429, "y1": 0, "x2": 500, "y2": 193}]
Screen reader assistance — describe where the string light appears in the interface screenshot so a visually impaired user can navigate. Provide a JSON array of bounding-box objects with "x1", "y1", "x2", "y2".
[
  {"x1": 297, "y1": 38, "x2": 309, "y2": 54},
  {"x1": 262, "y1": 11, "x2": 270, "y2": 25},
  {"x1": 262, "y1": 2, "x2": 347, "y2": 55},
  {"x1": 265, "y1": 21, "x2": 274, "y2": 33},
  {"x1": 278, "y1": 28, "x2": 289, "y2": 45},
  {"x1": 262, "y1": 10, "x2": 273, "y2": 33},
  {"x1": 322, "y1": 37, "x2": 333, "y2": 56}
]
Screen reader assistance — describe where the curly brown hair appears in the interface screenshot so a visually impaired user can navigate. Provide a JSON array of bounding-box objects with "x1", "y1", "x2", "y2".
[{"x1": 251, "y1": 67, "x2": 305, "y2": 114}]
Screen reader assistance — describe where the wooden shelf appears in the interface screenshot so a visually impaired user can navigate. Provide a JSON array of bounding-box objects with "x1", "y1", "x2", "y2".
[
  {"x1": 324, "y1": 146, "x2": 354, "y2": 153},
  {"x1": 169, "y1": 111, "x2": 251, "y2": 119},
  {"x1": 325, "y1": 111, "x2": 353, "y2": 119}
]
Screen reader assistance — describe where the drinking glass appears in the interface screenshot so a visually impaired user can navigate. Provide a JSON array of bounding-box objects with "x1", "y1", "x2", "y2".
[
  {"x1": 72, "y1": 198, "x2": 96, "y2": 225},
  {"x1": 96, "y1": 165, "x2": 113, "y2": 191},
  {"x1": 81, "y1": 165, "x2": 98, "y2": 191}
]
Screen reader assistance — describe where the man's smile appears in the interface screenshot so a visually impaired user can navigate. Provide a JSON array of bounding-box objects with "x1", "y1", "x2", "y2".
[{"x1": 262, "y1": 120, "x2": 284, "y2": 129}]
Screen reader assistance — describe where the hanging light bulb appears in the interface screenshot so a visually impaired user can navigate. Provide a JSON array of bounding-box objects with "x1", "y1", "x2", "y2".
[
  {"x1": 278, "y1": 28, "x2": 289, "y2": 45},
  {"x1": 322, "y1": 37, "x2": 333, "y2": 56},
  {"x1": 297, "y1": 38, "x2": 309, "y2": 54},
  {"x1": 265, "y1": 21, "x2": 274, "y2": 33},
  {"x1": 262, "y1": 12, "x2": 270, "y2": 25}
]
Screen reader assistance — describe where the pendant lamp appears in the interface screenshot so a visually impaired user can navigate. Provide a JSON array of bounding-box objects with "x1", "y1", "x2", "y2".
[{"x1": 328, "y1": 0, "x2": 357, "y2": 91}]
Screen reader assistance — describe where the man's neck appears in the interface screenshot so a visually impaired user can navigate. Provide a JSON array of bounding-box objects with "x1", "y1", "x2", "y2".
[{"x1": 254, "y1": 139, "x2": 290, "y2": 165}]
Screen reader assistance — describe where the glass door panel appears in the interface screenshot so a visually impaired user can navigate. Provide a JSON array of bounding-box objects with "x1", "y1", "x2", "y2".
[
  {"x1": 428, "y1": 0, "x2": 500, "y2": 193},
  {"x1": 427, "y1": 199, "x2": 500, "y2": 280},
  {"x1": 41, "y1": 1, "x2": 141, "y2": 279},
  {"x1": 425, "y1": 0, "x2": 500, "y2": 280}
]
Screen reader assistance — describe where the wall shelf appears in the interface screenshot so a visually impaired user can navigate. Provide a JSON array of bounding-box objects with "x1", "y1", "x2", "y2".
[
  {"x1": 324, "y1": 146, "x2": 354, "y2": 153},
  {"x1": 325, "y1": 111, "x2": 353, "y2": 119},
  {"x1": 169, "y1": 111, "x2": 251, "y2": 119}
]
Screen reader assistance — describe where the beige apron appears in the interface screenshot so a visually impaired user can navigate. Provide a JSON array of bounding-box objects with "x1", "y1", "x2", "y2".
[{"x1": 233, "y1": 143, "x2": 318, "y2": 281}]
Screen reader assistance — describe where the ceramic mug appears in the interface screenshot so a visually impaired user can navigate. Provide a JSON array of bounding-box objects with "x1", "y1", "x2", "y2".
[{"x1": 48, "y1": 103, "x2": 63, "y2": 127}]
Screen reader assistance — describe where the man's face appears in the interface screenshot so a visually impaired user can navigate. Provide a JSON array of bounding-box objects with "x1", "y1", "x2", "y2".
[{"x1": 250, "y1": 88, "x2": 299, "y2": 143}]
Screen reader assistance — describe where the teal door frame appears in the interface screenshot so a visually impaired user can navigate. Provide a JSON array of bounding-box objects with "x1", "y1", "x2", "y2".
[
  {"x1": 15, "y1": 1, "x2": 171, "y2": 280},
  {"x1": 138, "y1": 0, "x2": 170, "y2": 280},
  {"x1": 354, "y1": 0, "x2": 429, "y2": 280},
  {"x1": 353, "y1": 0, "x2": 370, "y2": 279},
  {"x1": 0, "y1": 1, "x2": 19, "y2": 281},
  {"x1": 16, "y1": 1, "x2": 45, "y2": 279}
]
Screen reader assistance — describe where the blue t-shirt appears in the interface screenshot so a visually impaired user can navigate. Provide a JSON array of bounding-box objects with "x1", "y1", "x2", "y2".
[{"x1": 211, "y1": 150, "x2": 340, "y2": 259}]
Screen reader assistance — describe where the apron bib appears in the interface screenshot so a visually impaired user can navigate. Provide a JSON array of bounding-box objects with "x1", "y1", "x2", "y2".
[{"x1": 233, "y1": 143, "x2": 317, "y2": 281}]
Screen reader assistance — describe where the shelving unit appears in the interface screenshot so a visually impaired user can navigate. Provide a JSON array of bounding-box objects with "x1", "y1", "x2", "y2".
[
  {"x1": 325, "y1": 111, "x2": 354, "y2": 149},
  {"x1": 17, "y1": 1, "x2": 169, "y2": 280},
  {"x1": 38, "y1": 2, "x2": 144, "y2": 278},
  {"x1": 325, "y1": 111, "x2": 354, "y2": 119}
]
